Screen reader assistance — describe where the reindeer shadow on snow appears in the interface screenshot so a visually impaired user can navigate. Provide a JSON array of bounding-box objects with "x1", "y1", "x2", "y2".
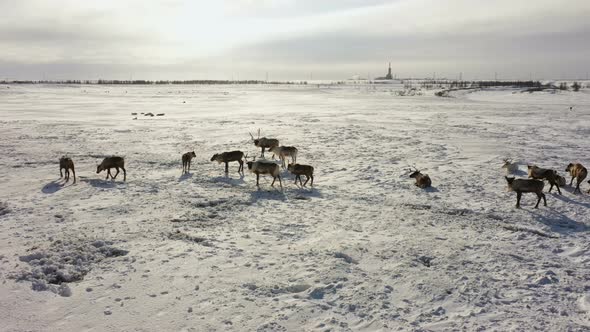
[
  {"x1": 41, "y1": 180, "x2": 69, "y2": 194},
  {"x1": 212, "y1": 172, "x2": 246, "y2": 186},
  {"x1": 529, "y1": 208, "x2": 589, "y2": 234},
  {"x1": 79, "y1": 178, "x2": 122, "y2": 189}
]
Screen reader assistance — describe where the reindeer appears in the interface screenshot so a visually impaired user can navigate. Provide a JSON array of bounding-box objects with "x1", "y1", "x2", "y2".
[
  {"x1": 270, "y1": 146, "x2": 298, "y2": 169},
  {"x1": 502, "y1": 159, "x2": 519, "y2": 174},
  {"x1": 210, "y1": 151, "x2": 244, "y2": 173},
  {"x1": 505, "y1": 177, "x2": 546, "y2": 208},
  {"x1": 97, "y1": 156, "x2": 126, "y2": 181},
  {"x1": 59, "y1": 157, "x2": 76, "y2": 183},
  {"x1": 181, "y1": 151, "x2": 196, "y2": 174},
  {"x1": 246, "y1": 159, "x2": 282, "y2": 189},
  {"x1": 527, "y1": 165, "x2": 562, "y2": 194},
  {"x1": 565, "y1": 163, "x2": 587, "y2": 194},
  {"x1": 288, "y1": 163, "x2": 314, "y2": 187},
  {"x1": 249, "y1": 129, "x2": 279, "y2": 158},
  {"x1": 408, "y1": 167, "x2": 431, "y2": 189}
]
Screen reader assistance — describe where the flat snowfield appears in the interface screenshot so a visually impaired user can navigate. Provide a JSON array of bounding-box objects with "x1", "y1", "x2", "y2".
[{"x1": 0, "y1": 84, "x2": 589, "y2": 331}]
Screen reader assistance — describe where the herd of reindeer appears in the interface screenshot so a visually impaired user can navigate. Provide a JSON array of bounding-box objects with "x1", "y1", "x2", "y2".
[
  {"x1": 56, "y1": 130, "x2": 589, "y2": 208},
  {"x1": 58, "y1": 130, "x2": 315, "y2": 190}
]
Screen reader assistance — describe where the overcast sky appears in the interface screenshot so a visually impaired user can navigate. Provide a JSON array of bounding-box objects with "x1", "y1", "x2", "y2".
[{"x1": 1, "y1": 0, "x2": 589, "y2": 80}]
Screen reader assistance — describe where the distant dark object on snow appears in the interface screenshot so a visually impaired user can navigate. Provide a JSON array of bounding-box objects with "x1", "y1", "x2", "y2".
[
  {"x1": 156, "y1": 113, "x2": 165, "y2": 116},
  {"x1": 144, "y1": 112, "x2": 154, "y2": 117},
  {"x1": 182, "y1": 101, "x2": 186, "y2": 103},
  {"x1": 131, "y1": 112, "x2": 137, "y2": 115}
]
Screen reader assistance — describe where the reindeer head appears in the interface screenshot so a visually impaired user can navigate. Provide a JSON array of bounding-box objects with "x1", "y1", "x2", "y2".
[
  {"x1": 249, "y1": 129, "x2": 261, "y2": 146},
  {"x1": 565, "y1": 163, "x2": 574, "y2": 172},
  {"x1": 408, "y1": 166, "x2": 421, "y2": 178},
  {"x1": 502, "y1": 158, "x2": 512, "y2": 168},
  {"x1": 190, "y1": 151, "x2": 196, "y2": 158},
  {"x1": 210, "y1": 154, "x2": 219, "y2": 162}
]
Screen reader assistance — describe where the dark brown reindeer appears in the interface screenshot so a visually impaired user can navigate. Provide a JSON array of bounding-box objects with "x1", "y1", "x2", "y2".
[
  {"x1": 210, "y1": 151, "x2": 244, "y2": 173},
  {"x1": 505, "y1": 176, "x2": 546, "y2": 208},
  {"x1": 181, "y1": 151, "x2": 196, "y2": 174},
  {"x1": 97, "y1": 156, "x2": 126, "y2": 181},
  {"x1": 249, "y1": 129, "x2": 279, "y2": 158},
  {"x1": 288, "y1": 163, "x2": 314, "y2": 187},
  {"x1": 59, "y1": 157, "x2": 76, "y2": 183},
  {"x1": 527, "y1": 165, "x2": 561, "y2": 194},
  {"x1": 408, "y1": 167, "x2": 431, "y2": 189}
]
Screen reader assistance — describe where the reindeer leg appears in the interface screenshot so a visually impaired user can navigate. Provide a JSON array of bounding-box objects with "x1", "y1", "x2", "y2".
[
  {"x1": 542, "y1": 193, "x2": 547, "y2": 206},
  {"x1": 256, "y1": 173, "x2": 260, "y2": 187},
  {"x1": 238, "y1": 160, "x2": 243, "y2": 173},
  {"x1": 113, "y1": 167, "x2": 120, "y2": 179},
  {"x1": 548, "y1": 183, "x2": 553, "y2": 193},
  {"x1": 303, "y1": 175, "x2": 310, "y2": 186},
  {"x1": 260, "y1": 147, "x2": 265, "y2": 158},
  {"x1": 556, "y1": 183, "x2": 561, "y2": 195},
  {"x1": 72, "y1": 167, "x2": 76, "y2": 184},
  {"x1": 188, "y1": 160, "x2": 191, "y2": 172},
  {"x1": 271, "y1": 176, "x2": 276, "y2": 187},
  {"x1": 516, "y1": 192, "x2": 522, "y2": 208},
  {"x1": 535, "y1": 193, "x2": 542, "y2": 208},
  {"x1": 60, "y1": 168, "x2": 63, "y2": 178},
  {"x1": 294, "y1": 175, "x2": 298, "y2": 185},
  {"x1": 278, "y1": 175, "x2": 282, "y2": 190},
  {"x1": 570, "y1": 176, "x2": 574, "y2": 186},
  {"x1": 310, "y1": 175, "x2": 314, "y2": 187},
  {"x1": 106, "y1": 168, "x2": 111, "y2": 180},
  {"x1": 122, "y1": 167, "x2": 126, "y2": 181},
  {"x1": 65, "y1": 169, "x2": 69, "y2": 182},
  {"x1": 225, "y1": 162, "x2": 229, "y2": 173}
]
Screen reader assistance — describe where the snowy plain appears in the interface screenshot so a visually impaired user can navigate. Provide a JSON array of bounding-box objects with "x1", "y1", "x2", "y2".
[{"x1": 0, "y1": 83, "x2": 589, "y2": 331}]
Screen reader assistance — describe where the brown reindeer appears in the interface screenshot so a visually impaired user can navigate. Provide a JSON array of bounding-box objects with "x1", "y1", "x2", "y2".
[
  {"x1": 270, "y1": 146, "x2": 298, "y2": 169},
  {"x1": 210, "y1": 151, "x2": 244, "y2": 173},
  {"x1": 246, "y1": 159, "x2": 282, "y2": 189},
  {"x1": 249, "y1": 129, "x2": 279, "y2": 158},
  {"x1": 288, "y1": 163, "x2": 314, "y2": 186},
  {"x1": 97, "y1": 156, "x2": 126, "y2": 181},
  {"x1": 565, "y1": 163, "x2": 587, "y2": 194},
  {"x1": 527, "y1": 165, "x2": 561, "y2": 194},
  {"x1": 505, "y1": 176, "x2": 546, "y2": 208},
  {"x1": 59, "y1": 157, "x2": 76, "y2": 183},
  {"x1": 182, "y1": 151, "x2": 196, "y2": 174},
  {"x1": 409, "y1": 167, "x2": 431, "y2": 189}
]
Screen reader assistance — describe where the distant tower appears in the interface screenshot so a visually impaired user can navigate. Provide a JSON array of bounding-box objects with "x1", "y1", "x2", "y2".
[{"x1": 385, "y1": 62, "x2": 393, "y2": 80}]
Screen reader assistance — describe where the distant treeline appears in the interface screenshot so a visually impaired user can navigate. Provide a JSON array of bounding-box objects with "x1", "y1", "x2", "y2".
[{"x1": 0, "y1": 79, "x2": 308, "y2": 85}]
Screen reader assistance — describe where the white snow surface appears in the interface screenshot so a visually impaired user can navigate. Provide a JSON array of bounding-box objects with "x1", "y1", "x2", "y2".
[{"x1": 0, "y1": 84, "x2": 589, "y2": 331}]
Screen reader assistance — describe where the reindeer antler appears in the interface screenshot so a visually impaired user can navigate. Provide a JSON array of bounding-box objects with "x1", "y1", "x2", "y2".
[
  {"x1": 249, "y1": 132, "x2": 255, "y2": 141},
  {"x1": 257, "y1": 128, "x2": 261, "y2": 139}
]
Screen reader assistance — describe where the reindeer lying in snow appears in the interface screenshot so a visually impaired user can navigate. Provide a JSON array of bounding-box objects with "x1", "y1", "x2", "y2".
[
  {"x1": 408, "y1": 167, "x2": 431, "y2": 189},
  {"x1": 59, "y1": 157, "x2": 76, "y2": 183}
]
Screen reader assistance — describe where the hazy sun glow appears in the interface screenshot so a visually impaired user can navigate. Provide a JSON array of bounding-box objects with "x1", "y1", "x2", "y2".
[{"x1": 0, "y1": 0, "x2": 589, "y2": 80}]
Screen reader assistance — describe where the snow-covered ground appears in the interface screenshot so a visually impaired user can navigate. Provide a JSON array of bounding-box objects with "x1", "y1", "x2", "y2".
[{"x1": 0, "y1": 84, "x2": 589, "y2": 331}]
